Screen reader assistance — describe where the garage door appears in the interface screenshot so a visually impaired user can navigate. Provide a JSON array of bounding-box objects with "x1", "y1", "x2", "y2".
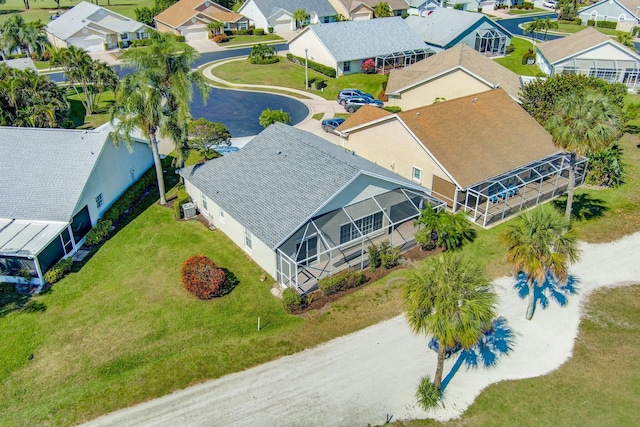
[
  {"x1": 272, "y1": 18, "x2": 294, "y2": 32},
  {"x1": 68, "y1": 36, "x2": 104, "y2": 52},
  {"x1": 181, "y1": 27, "x2": 208, "y2": 41}
]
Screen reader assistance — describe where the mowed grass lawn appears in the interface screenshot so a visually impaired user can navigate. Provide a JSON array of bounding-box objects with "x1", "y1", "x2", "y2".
[
  {"x1": 393, "y1": 284, "x2": 640, "y2": 427},
  {"x1": 0, "y1": 0, "x2": 153, "y2": 22},
  {"x1": 0, "y1": 198, "x2": 408, "y2": 426},
  {"x1": 493, "y1": 37, "x2": 546, "y2": 77},
  {"x1": 211, "y1": 58, "x2": 389, "y2": 100}
]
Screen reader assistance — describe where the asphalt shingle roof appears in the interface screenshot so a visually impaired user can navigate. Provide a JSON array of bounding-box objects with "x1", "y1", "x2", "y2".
[
  {"x1": 306, "y1": 17, "x2": 429, "y2": 62},
  {"x1": 0, "y1": 127, "x2": 110, "y2": 222},
  {"x1": 178, "y1": 123, "x2": 418, "y2": 249},
  {"x1": 537, "y1": 27, "x2": 636, "y2": 64},
  {"x1": 252, "y1": 0, "x2": 338, "y2": 18}
]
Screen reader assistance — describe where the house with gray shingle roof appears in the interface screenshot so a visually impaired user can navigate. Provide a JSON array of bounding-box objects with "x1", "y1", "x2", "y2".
[
  {"x1": 404, "y1": 9, "x2": 511, "y2": 56},
  {"x1": 0, "y1": 127, "x2": 153, "y2": 290},
  {"x1": 178, "y1": 123, "x2": 445, "y2": 292},
  {"x1": 288, "y1": 17, "x2": 434, "y2": 76},
  {"x1": 578, "y1": 0, "x2": 640, "y2": 30},
  {"x1": 238, "y1": 0, "x2": 339, "y2": 32},
  {"x1": 536, "y1": 28, "x2": 640, "y2": 91},
  {"x1": 46, "y1": 1, "x2": 152, "y2": 52}
]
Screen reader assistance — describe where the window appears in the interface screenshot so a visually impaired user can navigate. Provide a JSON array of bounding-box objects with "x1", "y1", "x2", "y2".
[
  {"x1": 323, "y1": 16, "x2": 330, "y2": 23},
  {"x1": 339, "y1": 211, "x2": 384, "y2": 244},
  {"x1": 61, "y1": 228, "x2": 73, "y2": 254},
  {"x1": 137, "y1": 31, "x2": 146, "y2": 39},
  {"x1": 244, "y1": 228, "x2": 252, "y2": 250},
  {"x1": 343, "y1": 61, "x2": 350, "y2": 72},
  {"x1": 623, "y1": 68, "x2": 640, "y2": 88},
  {"x1": 296, "y1": 235, "x2": 318, "y2": 265},
  {"x1": 412, "y1": 167, "x2": 423, "y2": 183},
  {"x1": 561, "y1": 67, "x2": 577, "y2": 75},
  {"x1": 120, "y1": 33, "x2": 129, "y2": 40},
  {"x1": 589, "y1": 67, "x2": 619, "y2": 82},
  {"x1": 237, "y1": 21, "x2": 247, "y2": 30},
  {"x1": 201, "y1": 193, "x2": 208, "y2": 211},
  {"x1": 219, "y1": 209, "x2": 225, "y2": 221},
  {"x1": 95, "y1": 193, "x2": 103, "y2": 209},
  {"x1": 619, "y1": 14, "x2": 626, "y2": 21}
]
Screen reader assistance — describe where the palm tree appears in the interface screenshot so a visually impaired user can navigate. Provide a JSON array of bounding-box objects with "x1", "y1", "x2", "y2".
[
  {"x1": 545, "y1": 90, "x2": 621, "y2": 220},
  {"x1": 292, "y1": 8, "x2": 309, "y2": 29},
  {"x1": 404, "y1": 252, "x2": 497, "y2": 391},
  {"x1": 206, "y1": 21, "x2": 225, "y2": 36},
  {"x1": 111, "y1": 76, "x2": 168, "y2": 205},
  {"x1": 615, "y1": 31, "x2": 635, "y2": 49},
  {"x1": 541, "y1": 17, "x2": 558, "y2": 41},
  {"x1": 120, "y1": 32, "x2": 209, "y2": 168},
  {"x1": 414, "y1": 205, "x2": 475, "y2": 251},
  {"x1": 373, "y1": 2, "x2": 393, "y2": 18},
  {"x1": 523, "y1": 18, "x2": 542, "y2": 45},
  {"x1": 500, "y1": 205, "x2": 581, "y2": 320}
]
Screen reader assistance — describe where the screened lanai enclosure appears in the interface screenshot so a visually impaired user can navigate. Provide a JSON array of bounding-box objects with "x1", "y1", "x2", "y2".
[
  {"x1": 375, "y1": 48, "x2": 435, "y2": 74},
  {"x1": 554, "y1": 58, "x2": 640, "y2": 91},
  {"x1": 475, "y1": 29, "x2": 508, "y2": 56},
  {"x1": 276, "y1": 188, "x2": 446, "y2": 293},
  {"x1": 454, "y1": 153, "x2": 588, "y2": 227}
]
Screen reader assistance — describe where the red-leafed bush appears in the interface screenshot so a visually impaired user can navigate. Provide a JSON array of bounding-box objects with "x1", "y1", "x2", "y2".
[
  {"x1": 361, "y1": 58, "x2": 376, "y2": 74},
  {"x1": 212, "y1": 33, "x2": 228, "y2": 43},
  {"x1": 181, "y1": 255, "x2": 227, "y2": 299}
]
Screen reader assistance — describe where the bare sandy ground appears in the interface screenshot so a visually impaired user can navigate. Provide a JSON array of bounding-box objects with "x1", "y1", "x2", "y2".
[{"x1": 81, "y1": 232, "x2": 640, "y2": 427}]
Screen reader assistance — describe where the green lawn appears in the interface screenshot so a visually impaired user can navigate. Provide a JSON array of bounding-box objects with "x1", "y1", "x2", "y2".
[
  {"x1": 66, "y1": 88, "x2": 114, "y2": 129},
  {"x1": 0, "y1": 0, "x2": 153, "y2": 22},
  {"x1": 223, "y1": 33, "x2": 284, "y2": 46},
  {"x1": 393, "y1": 284, "x2": 640, "y2": 427},
  {"x1": 493, "y1": 37, "x2": 546, "y2": 77},
  {"x1": 210, "y1": 58, "x2": 389, "y2": 100},
  {"x1": 507, "y1": 7, "x2": 547, "y2": 14},
  {"x1": 552, "y1": 22, "x2": 619, "y2": 36}
]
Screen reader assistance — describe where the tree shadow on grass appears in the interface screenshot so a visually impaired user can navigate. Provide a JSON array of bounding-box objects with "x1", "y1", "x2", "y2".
[
  {"x1": 514, "y1": 271, "x2": 580, "y2": 319},
  {"x1": 552, "y1": 193, "x2": 608, "y2": 221},
  {"x1": 219, "y1": 268, "x2": 240, "y2": 297},
  {"x1": 441, "y1": 316, "x2": 516, "y2": 391},
  {"x1": 0, "y1": 282, "x2": 47, "y2": 319}
]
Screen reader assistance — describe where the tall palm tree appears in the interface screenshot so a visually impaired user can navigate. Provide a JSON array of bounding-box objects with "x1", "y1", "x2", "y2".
[
  {"x1": 292, "y1": 8, "x2": 309, "y2": 29},
  {"x1": 500, "y1": 205, "x2": 580, "y2": 320},
  {"x1": 414, "y1": 205, "x2": 475, "y2": 251},
  {"x1": 541, "y1": 17, "x2": 558, "y2": 41},
  {"x1": 120, "y1": 32, "x2": 209, "y2": 168},
  {"x1": 403, "y1": 253, "x2": 497, "y2": 391},
  {"x1": 524, "y1": 17, "x2": 542, "y2": 45},
  {"x1": 545, "y1": 90, "x2": 621, "y2": 220},
  {"x1": 111, "y1": 76, "x2": 168, "y2": 205}
]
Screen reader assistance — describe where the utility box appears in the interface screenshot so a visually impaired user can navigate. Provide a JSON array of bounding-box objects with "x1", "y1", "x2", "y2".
[{"x1": 182, "y1": 202, "x2": 196, "y2": 219}]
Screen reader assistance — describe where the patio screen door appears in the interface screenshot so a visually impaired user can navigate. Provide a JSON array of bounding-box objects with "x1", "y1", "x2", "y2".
[{"x1": 296, "y1": 236, "x2": 318, "y2": 266}]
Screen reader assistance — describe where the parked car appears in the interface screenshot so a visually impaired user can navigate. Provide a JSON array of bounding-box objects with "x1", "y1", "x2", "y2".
[
  {"x1": 343, "y1": 97, "x2": 384, "y2": 113},
  {"x1": 337, "y1": 89, "x2": 374, "y2": 105},
  {"x1": 428, "y1": 337, "x2": 462, "y2": 359},
  {"x1": 542, "y1": 0, "x2": 557, "y2": 8},
  {"x1": 321, "y1": 118, "x2": 345, "y2": 134}
]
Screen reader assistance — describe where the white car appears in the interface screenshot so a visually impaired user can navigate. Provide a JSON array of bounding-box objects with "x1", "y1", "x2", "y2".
[{"x1": 542, "y1": 0, "x2": 557, "y2": 8}]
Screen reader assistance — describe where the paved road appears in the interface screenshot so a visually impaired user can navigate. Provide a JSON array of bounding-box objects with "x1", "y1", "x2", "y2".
[
  {"x1": 49, "y1": 43, "x2": 309, "y2": 137},
  {"x1": 496, "y1": 12, "x2": 562, "y2": 40}
]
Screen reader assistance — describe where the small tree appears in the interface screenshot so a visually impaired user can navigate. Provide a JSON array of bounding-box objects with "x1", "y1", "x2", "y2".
[
  {"x1": 361, "y1": 58, "x2": 376, "y2": 74},
  {"x1": 181, "y1": 255, "x2": 227, "y2": 299},
  {"x1": 259, "y1": 108, "x2": 291, "y2": 127},
  {"x1": 373, "y1": 2, "x2": 393, "y2": 17},
  {"x1": 293, "y1": 8, "x2": 309, "y2": 29},
  {"x1": 414, "y1": 206, "x2": 475, "y2": 251},
  {"x1": 207, "y1": 21, "x2": 225, "y2": 37},
  {"x1": 188, "y1": 118, "x2": 231, "y2": 159},
  {"x1": 248, "y1": 43, "x2": 278, "y2": 64}
]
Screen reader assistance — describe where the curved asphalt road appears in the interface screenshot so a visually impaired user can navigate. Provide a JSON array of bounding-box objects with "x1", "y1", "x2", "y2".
[
  {"x1": 48, "y1": 43, "x2": 309, "y2": 137},
  {"x1": 496, "y1": 12, "x2": 561, "y2": 40}
]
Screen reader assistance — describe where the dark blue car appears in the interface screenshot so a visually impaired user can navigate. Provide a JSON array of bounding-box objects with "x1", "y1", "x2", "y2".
[{"x1": 321, "y1": 117, "x2": 346, "y2": 134}]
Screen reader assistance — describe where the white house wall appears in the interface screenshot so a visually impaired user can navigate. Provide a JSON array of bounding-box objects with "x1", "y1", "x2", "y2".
[
  {"x1": 238, "y1": 0, "x2": 270, "y2": 30},
  {"x1": 579, "y1": 0, "x2": 636, "y2": 24},
  {"x1": 535, "y1": 51, "x2": 553, "y2": 75},
  {"x1": 288, "y1": 30, "x2": 338, "y2": 74},
  {"x1": 183, "y1": 180, "x2": 278, "y2": 278},
  {"x1": 74, "y1": 137, "x2": 153, "y2": 228}
]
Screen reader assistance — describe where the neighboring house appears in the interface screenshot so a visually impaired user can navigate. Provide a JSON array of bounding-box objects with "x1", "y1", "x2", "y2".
[
  {"x1": 404, "y1": 9, "x2": 512, "y2": 56},
  {"x1": 3, "y1": 57, "x2": 37, "y2": 72},
  {"x1": 237, "y1": 0, "x2": 339, "y2": 32},
  {"x1": 536, "y1": 27, "x2": 640, "y2": 91},
  {"x1": 578, "y1": 0, "x2": 640, "y2": 31},
  {"x1": 407, "y1": 0, "x2": 442, "y2": 17},
  {"x1": 288, "y1": 17, "x2": 434, "y2": 76},
  {"x1": 494, "y1": 0, "x2": 525, "y2": 8},
  {"x1": 155, "y1": 0, "x2": 249, "y2": 41},
  {"x1": 328, "y1": 0, "x2": 409, "y2": 20},
  {"x1": 46, "y1": 1, "x2": 152, "y2": 52},
  {"x1": 178, "y1": 122, "x2": 446, "y2": 292},
  {"x1": 0, "y1": 127, "x2": 153, "y2": 290},
  {"x1": 386, "y1": 44, "x2": 523, "y2": 109},
  {"x1": 336, "y1": 89, "x2": 588, "y2": 227},
  {"x1": 445, "y1": 0, "x2": 481, "y2": 11}
]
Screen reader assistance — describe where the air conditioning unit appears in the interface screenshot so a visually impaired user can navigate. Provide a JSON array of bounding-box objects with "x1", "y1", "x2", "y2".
[{"x1": 182, "y1": 202, "x2": 196, "y2": 219}]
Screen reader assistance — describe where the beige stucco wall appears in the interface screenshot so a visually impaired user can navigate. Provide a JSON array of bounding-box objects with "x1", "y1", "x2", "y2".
[
  {"x1": 155, "y1": 21, "x2": 180, "y2": 35},
  {"x1": 342, "y1": 119, "x2": 453, "y2": 191},
  {"x1": 183, "y1": 180, "x2": 277, "y2": 279},
  {"x1": 289, "y1": 30, "x2": 337, "y2": 73},
  {"x1": 46, "y1": 33, "x2": 68, "y2": 49},
  {"x1": 389, "y1": 70, "x2": 494, "y2": 110}
]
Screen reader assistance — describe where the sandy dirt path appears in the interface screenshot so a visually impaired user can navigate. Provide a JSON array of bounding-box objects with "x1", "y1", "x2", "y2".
[{"x1": 81, "y1": 232, "x2": 640, "y2": 427}]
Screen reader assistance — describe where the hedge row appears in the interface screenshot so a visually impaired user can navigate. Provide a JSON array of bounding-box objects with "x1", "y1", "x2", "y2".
[
  {"x1": 587, "y1": 19, "x2": 617, "y2": 29},
  {"x1": 318, "y1": 269, "x2": 366, "y2": 295},
  {"x1": 102, "y1": 166, "x2": 157, "y2": 223},
  {"x1": 85, "y1": 219, "x2": 112, "y2": 246},
  {"x1": 286, "y1": 53, "x2": 336, "y2": 78},
  {"x1": 43, "y1": 258, "x2": 73, "y2": 285}
]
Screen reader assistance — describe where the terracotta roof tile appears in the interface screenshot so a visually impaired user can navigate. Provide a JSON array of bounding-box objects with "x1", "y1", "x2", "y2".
[{"x1": 155, "y1": 0, "x2": 242, "y2": 27}]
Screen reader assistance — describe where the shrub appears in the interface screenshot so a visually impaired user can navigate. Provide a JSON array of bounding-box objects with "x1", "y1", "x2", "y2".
[
  {"x1": 314, "y1": 79, "x2": 327, "y2": 90},
  {"x1": 118, "y1": 41, "x2": 124, "y2": 49},
  {"x1": 44, "y1": 257, "x2": 73, "y2": 285},
  {"x1": 378, "y1": 240, "x2": 401, "y2": 269},
  {"x1": 361, "y1": 58, "x2": 376, "y2": 74},
  {"x1": 181, "y1": 255, "x2": 227, "y2": 299},
  {"x1": 173, "y1": 188, "x2": 192, "y2": 219},
  {"x1": 282, "y1": 288, "x2": 304, "y2": 313},
  {"x1": 234, "y1": 29, "x2": 248, "y2": 35},
  {"x1": 416, "y1": 375, "x2": 440, "y2": 411},
  {"x1": 453, "y1": 3, "x2": 464, "y2": 9},
  {"x1": 597, "y1": 20, "x2": 617, "y2": 29},
  {"x1": 175, "y1": 35, "x2": 186, "y2": 42},
  {"x1": 259, "y1": 108, "x2": 291, "y2": 127},
  {"x1": 383, "y1": 106, "x2": 401, "y2": 113},
  {"x1": 84, "y1": 219, "x2": 112, "y2": 246},
  {"x1": 574, "y1": 18, "x2": 582, "y2": 25},
  {"x1": 246, "y1": 28, "x2": 254, "y2": 35},
  {"x1": 633, "y1": 26, "x2": 640, "y2": 37},
  {"x1": 130, "y1": 39, "x2": 151, "y2": 47},
  {"x1": 41, "y1": 50, "x2": 51, "y2": 61},
  {"x1": 587, "y1": 19, "x2": 596, "y2": 26},
  {"x1": 101, "y1": 166, "x2": 156, "y2": 223},
  {"x1": 249, "y1": 43, "x2": 279, "y2": 64},
  {"x1": 477, "y1": 6, "x2": 482, "y2": 12},
  {"x1": 505, "y1": 44, "x2": 515, "y2": 55},
  {"x1": 307, "y1": 76, "x2": 318, "y2": 88},
  {"x1": 586, "y1": 142, "x2": 626, "y2": 187},
  {"x1": 254, "y1": 28, "x2": 265, "y2": 36},
  {"x1": 523, "y1": 1, "x2": 534, "y2": 9},
  {"x1": 268, "y1": 26, "x2": 274, "y2": 33},
  {"x1": 286, "y1": 53, "x2": 336, "y2": 78},
  {"x1": 103, "y1": 42, "x2": 109, "y2": 51},
  {"x1": 213, "y1": 33, "x2": 228, "y2": 43},
  {"x1": 318, "y1": 269, "x2": 366, "y2": 295},
  {"x1": 367, "y1": 243, "x2": 381, "y2": 270},
  {"x1": 521, "y1": 52, "x2": 535, "y2": 65}
]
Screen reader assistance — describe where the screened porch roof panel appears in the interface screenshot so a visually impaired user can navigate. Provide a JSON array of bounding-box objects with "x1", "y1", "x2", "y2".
[{"x1": 0, "y1": 218, "x2": 67, "y2": 257}]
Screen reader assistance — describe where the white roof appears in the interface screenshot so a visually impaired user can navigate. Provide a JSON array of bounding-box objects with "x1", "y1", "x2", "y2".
[{"x1": 0, "y1": 219, "x2": 68, "y2": 257}]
